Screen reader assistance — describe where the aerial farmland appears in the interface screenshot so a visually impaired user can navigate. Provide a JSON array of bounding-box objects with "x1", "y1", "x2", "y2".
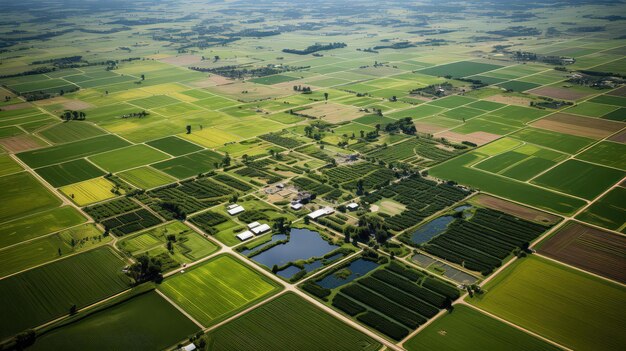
[{"x1": 0, "y1": 0, "x2": 624, "y2": 350}]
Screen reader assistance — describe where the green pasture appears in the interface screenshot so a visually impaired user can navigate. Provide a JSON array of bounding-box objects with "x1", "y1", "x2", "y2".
[
  {"x1": 0, "y1": 172, "x2": 61, "y2": 224},
  {"x1": 36, "y1": 159, "x2": 106, "y2": 187},
  {"x1": 117, "y1": 166, "x2": 177, "y2": 189},
  {"x1": 576, "y1": 187, "x2": 626, "y2": 232},
  {"x1": 89, "y1": 144, "x2": 170, "y2": 173}
]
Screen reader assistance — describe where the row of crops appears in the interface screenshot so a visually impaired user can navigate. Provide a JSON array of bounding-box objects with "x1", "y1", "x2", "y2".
[
  {"x1": 423, "y1": 208, "x2": 551, "y2": 275},
  {"x1": 304, "y1": 260, "x2": 460, "y2": 341},
  {"x1": 259, "y1": 132, "x2": 304, "y2": 149},
  {"x1": 362, "y1": 176, "x2": 471, "y2": 231},
  {"x1": 366, "y1": 137, "x2": 462, "y2": 165}
]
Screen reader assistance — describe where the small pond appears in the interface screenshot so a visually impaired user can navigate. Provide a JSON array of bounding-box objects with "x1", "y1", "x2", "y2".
[
  {"x1": 252, "y1": 228, "x2": 339, "y2": 269},
  {"x1": 240, "y1": 233, "x2": 288, "y2": 256},
  {"x1": 410, "y1": 216, "x2": 455, "y2": 245},
  {"x1": 317, "y1": 258, "x2": 379, "y2": 289}
]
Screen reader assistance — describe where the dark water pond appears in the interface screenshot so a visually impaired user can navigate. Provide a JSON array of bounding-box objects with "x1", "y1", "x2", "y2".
[
  {"x1": 240, "y1": 233, "x2": 288, "y2": 256},
  {"x1": 252, "y1": 228, "x2": 338, "y2": 268},
  {"x1": 317, "y1": 258, "x2": 379, "y2": 289}
]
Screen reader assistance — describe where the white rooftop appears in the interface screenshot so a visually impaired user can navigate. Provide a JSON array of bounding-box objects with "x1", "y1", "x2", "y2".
[
  {"x1": 227, "y1": 204, "x2": 238, "y2": 209},
  {"x1": 308, "y1": 207, "x2": 334, "y2": 219},
  {"x1": 236, "y1": 231, "x2": 254, "y2": 241},
  {"x1": 291, "y1": 203, "x2": 303, "y2": 210},
  {"x1": 251, "y1": 223, "x2": 271, "y2": 234},
  {"x1": 248, "y1": 221, "x2": 261, "y2": 229},
  {"x1": 227, "y1": 205, "x2": 245, "y2": 215},
  {"x1": 347, "y1": 202, "x2": 359, "y2": 209},
  {"x1": 182, "y1": 344, "x2": 196, "y2": 351}
]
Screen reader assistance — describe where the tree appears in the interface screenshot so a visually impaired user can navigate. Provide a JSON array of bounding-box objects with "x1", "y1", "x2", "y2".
[
  {"x1": 58, "y1": 248, "x2": 62, "y2": 256},
  {"x1": 324, "y1": 92, "x2": 329, "y2": 101},
  {"x1": 222, "y1": 153, "x2": 231, "y2": 167},
  {"x1": 141, "y1": 74, "x2": 145, "y2": 81},
  {"x1": 272, "y1": 265, "x2": 279, "y2": 274},
  {"x1": 69, "y1": 304, "x2": 77, "y2": 315},
  {"x1": 242, "y1": 154, "x2": 249, "y2": 163},
  {"x1": 360, "y1": 130, "x2": 365, "y2": 138},
  {"x1": 304, "y1": 216, "x2": 310, "y2": 225},
  {"x1": 167, "y1": 240, "x2": 173, "y2": 252},
  {"x1": 14, "y1": 330, "x2": 36, "y2": 350},
  {"x1": 186, "y1": 125, "x2": 191, "y2": 134}
]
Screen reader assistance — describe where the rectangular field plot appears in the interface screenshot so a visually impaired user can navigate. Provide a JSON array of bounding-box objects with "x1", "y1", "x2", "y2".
[
  {"x1": 89, "y1": 144, "x2": 170, "y2": 173},
  {"x1": 117, "y1": 166, "x2": 176, "y2": 189},
  {"x1": 158, "y1": 254, "x2": 281, "y2": 327},
  {"x1": 17, "y1": 134, "x2": 131, "y2": 168},
  {"x1": 576, "y1": 187, "x2": 626, "y2": 232},
  {"x1": 205, "y1": 293, "x2": 380, "y2": 351},
  {"x1": 419, "y1": 61, "x2": 503, "y2": 78},
  {"x1": 0, "y1": 172, "x2": 61, "y2": 223},
  {"x1": 146, "y1": 135, "x2": 203, "y2": 156},
  {"x1": 59, "y1": 177, "x2": 117, "y2": 206},
  {"x1": 0, "y1": 154, "x2": 22, "y2": 176},
  {"x1": 509, "y1": 127, "x2": 594, "y2": 154},
  {"x1": 35, "y1": 158, "x2": 106, "y2": 187},
  {"x1": 0, "y1": 206, "x2": 86, "y2": 249},
  {"x1": 575, "y1": 141, "x2": 626, "y2": 170},
  {"x1": 0, "y1": 223, "x2": 107, "y2": 277},
  {"x1": 0, "y1": 247, "x2": 130, "y2": 339},
  {"x1": 538, "y1": 221, "x2": 626, "y2": 283},
  {"x1": 152, "y1": 150, "x2": 224, "y2": 179},
  {"x1": 469, "y1": 255, "x2": 626, "y2": 351},
  {"x1": 404, "y1": 305, "x2": 560, "y2": 351},
  {"x1": 38, "y1": 122, "x2": 105, "y2": 144},
  {"x1": 28, "y1": 291, "x2": 199, "y2": 351},
  {"x1": 531, "y1": 159, "x2": 624, "y2": 200}
]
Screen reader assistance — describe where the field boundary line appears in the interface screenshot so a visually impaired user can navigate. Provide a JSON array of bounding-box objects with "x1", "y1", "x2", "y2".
[{"x1": 155, "y1": 289, "x2": 206, "y2": 329}]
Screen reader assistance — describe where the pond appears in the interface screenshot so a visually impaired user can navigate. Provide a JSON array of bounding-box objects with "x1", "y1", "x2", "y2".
[
  {"x1": 317, "y1": 258, "x2": 379, "y2": 289},
  {"x1": 410, "y1": 216, "x2": 455, "y2": 245},
  {"x1": 454, "y1": 204, "x2": 474, "y2": 219},
  {"x1": 240, "y1": 233, "x2": 288, "y2": 256},
  {"x1": 251, "y1": 228, "x2": 339, "y2": 269}
]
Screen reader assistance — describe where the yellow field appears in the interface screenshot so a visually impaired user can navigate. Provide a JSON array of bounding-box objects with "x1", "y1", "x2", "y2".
[
  {"x1": 112, "y1": 89, "x2": 153, "y2": 101},
  {"x1": 141, "y1": 83, "x2": 189, "y2": 94},
  {"x1": 59, "y1": 177, "x2": 117, "y2": 206},
  {"x1": 179, "y1": 128, "x2": 239, "y2": 148},
  {"x1": 167, "y1": 92, "x2": 198, "y2": 102}
]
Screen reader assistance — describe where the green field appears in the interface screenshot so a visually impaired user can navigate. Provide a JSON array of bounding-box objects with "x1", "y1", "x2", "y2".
[
  {"x1": 430, "y1": 153, "x2": 586, "y2": 215},
  {"x1": 0, "y1": 206, "x2": 86, "y2": 248},
  {"x1": 89, "y1": 144, "x2": 170, "y2": 172},
  {"x1": 420, "y1": 61, "x2": 503, "y2": 78},
  {"x1": 0, "y1": 224, "x2": 106, "y2": 277},
  {"x1": 469, "y1": 255, "x2": 626, "y2": 351},
  {"x1": 30, "y1": 291, "x2": 199, "y2": 351},
  {"x1": 117, "y1": 166, "x2": 176, "y2": 189},
  {"x1": 17, "y1": 134, "x2": 131, "y2": 168},
  {"x1": 0, "y1": 172, "x2": 61, "y2": 223},
  {"x1": 0, "y1": 155, "x2": 22, "y2": 176},
  {"x1": 404, "y1": 305, "x2": 560, "y2": 351},
  {"x1": 152, "y1": 150, "x2": 223, "y2": 179},
  {"x1": 576, "y1": 141, "x2": 626, "y2": 170},
  {"x1": 0, "y1": 247, "x2": 130, "y2": 339},
  {"x1": 146, "y1": 136, "x2": 203, "y2": 156},
  {"x1": 509, "y1": 127, "x2": 594, "y2": 154},
  {"x1": 576, "y1": 187, "x2": 626, "y2": 232},
  {"x1": 35, "y1": 158, "x2": 106, "y2": 187},
  {"x1": 205, "y1": 293, "x2": 381, "y2": 351},
  {"x1": 158, "y1": 254, "x2": 281, "y2": 326},
  {"x1": 531, "y1": 159, "x2": 624, "y2": 200},
  {"x1": 38, "y1": 122, "x2": 105, "y2": 144}
]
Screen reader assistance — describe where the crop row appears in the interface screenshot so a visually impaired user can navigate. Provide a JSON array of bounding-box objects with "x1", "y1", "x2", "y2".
[
  {"x1": 84, "y1": 197, "x2": 140, "y2": 221},
  {"x1": 357, "y1": 311, "x2": 408, "y2": 341},
  {"x1": 371, "y1": 270, "x2": 447, "y2": 308},
  {"x1": 358, "y1": 277, "x2": 438, "y2": 318},
  {"x1": 213, "y1": 174, "x2": 252, "y2": 191},
  {"x1": 101, "y1": 209, "x2": 162, "y2": 236},
  {"x1": 259, "y1": 132, "x2": 303, "y2": 149}
]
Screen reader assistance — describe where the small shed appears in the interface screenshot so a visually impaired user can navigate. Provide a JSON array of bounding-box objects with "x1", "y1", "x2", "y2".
[
  {"x1": 308, "y1": 207, "x2": 334, "y2": 219},
  {"x1": 181, "y1": 343, "x2": 196, "y2": 351},
  {"x1": 347, "y1": 203, "x2": 359, "y2": 210},
  {"x1": 227, "y1": 205, "x2": 245, "y2": 215},
  {"x1": 247, "y1": 221, "x2": 261, "y2": 229},
  {"x1": 290, "y1": 202, "x2": 303, "y2": 210}
]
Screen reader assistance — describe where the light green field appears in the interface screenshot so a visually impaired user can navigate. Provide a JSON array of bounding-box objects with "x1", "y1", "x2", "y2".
[
  {"x1": 0, "y1": 206, "x2": 86, "y2": 248},
  {"x1": 0, "y1": 155, "x2": 22, "y2": 176},
  {"x1": 469, "y1": 255, "x2": 626, "y2": 351},
  {"x1": 159, "y1": 254, "x2": 281, "y2": 326},
  {"x1": 38, "y1": 122, "x2": 105, "y2": 144},
  {"x1": 0, "y1": 172, "x2": 61, "y2": 223},
  {"x1": 576, "y1": 187, "x2": 626, "y2": 232},
  {"x1": 117, "y1": 166, "x2": 176, "y2": 189},
  {"x1": 89, "y1": 144, "x2": 170, "y2": 172},
  {"x1": 59, "y1": 177, "x2": 117, "y2": 206}
]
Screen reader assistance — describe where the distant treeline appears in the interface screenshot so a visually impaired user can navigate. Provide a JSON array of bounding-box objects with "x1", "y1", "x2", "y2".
[
  {"x1": 189, "y1": 64, "x2": 309, "y2": 79},
  {"x1": 282, "y1": 42, "x2": 346, "y2": 55}
]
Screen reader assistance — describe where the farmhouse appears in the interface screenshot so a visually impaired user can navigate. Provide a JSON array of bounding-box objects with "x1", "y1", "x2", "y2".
[
  {"x1": 236, "y1": 231, "x2": 254, "y2": 241},
  {"x1": 227, "y1": 204, "x2": 245, "y2": 215},
  {"x1": 251, "y1": 223, "x2": 271, "y2": 234},
  {"x1": 290, "y1": 202, "x2": 303, "y2": 210},
  {"x1": 180, "y1": 343, "x2": 196, "y2": 351},
  {"x1": 308, "y1": 207, "x2": 335, "y2": 219},
  {"x1": 347, "y1": 202, "x2": 359, "y2": 210}
]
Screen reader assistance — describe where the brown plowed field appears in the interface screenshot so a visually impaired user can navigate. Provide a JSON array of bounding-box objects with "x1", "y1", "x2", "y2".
[
  {"x1": 529, "y1": 86, "x2": 592, "y2": 101},
  {"x1": 538, "y1": 221, "x2": 626, "y2": 284},
  {"x1": 531, "y1": 112, "x2": 624, "y2": 139}
]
